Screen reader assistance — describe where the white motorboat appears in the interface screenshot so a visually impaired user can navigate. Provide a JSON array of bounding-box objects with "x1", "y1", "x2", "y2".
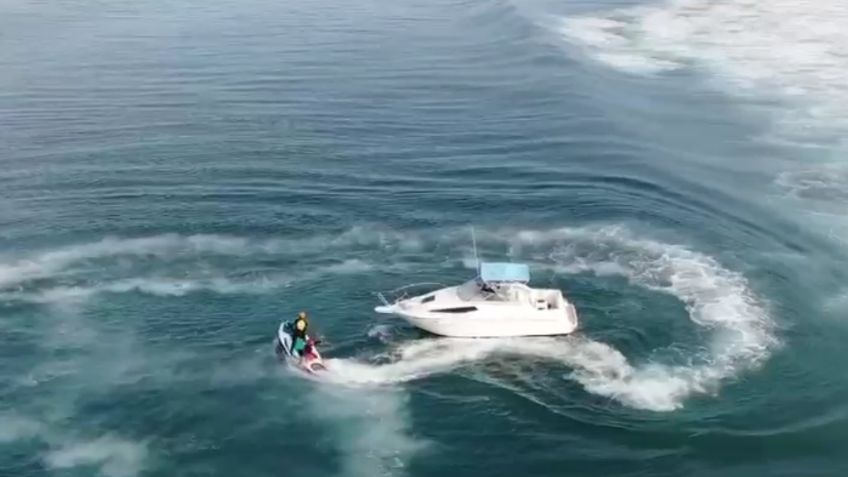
[{"x1": 374, "y1": 261, "x2": 579, "y2": 338}]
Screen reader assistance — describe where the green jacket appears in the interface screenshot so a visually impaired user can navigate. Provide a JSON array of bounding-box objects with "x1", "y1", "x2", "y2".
[{"x1": 292, "y1": 336, "x2": 308, "y2": 353}]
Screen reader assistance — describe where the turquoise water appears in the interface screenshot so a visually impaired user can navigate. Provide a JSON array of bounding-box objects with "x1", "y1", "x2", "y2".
[{"x1": 3, "y1": 0, "x2": 848, "y2": 476}]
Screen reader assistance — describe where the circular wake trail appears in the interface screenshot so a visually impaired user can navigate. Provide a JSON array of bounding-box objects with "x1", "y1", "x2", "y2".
[
  {"x1": 1, "y1": 226, "x2": 779, "y2": 410},
  {"x1": 323, "y1": 225, "x2": 778, "y2": 411}
]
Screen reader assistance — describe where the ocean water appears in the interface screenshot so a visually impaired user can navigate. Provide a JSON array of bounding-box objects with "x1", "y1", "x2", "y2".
[{"x1": 2, "y1": 0, "x2": 848, "y2": 476}]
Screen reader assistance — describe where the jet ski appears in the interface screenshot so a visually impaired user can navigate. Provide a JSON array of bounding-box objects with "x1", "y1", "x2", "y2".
[{"x1": 274, "y1": 321, "x2": 327, "y2": 374}]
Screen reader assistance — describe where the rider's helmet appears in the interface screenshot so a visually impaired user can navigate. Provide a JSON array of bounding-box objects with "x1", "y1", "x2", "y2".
[{"x1": 296, "y1": 311, "x2": 308, "y2": 331}]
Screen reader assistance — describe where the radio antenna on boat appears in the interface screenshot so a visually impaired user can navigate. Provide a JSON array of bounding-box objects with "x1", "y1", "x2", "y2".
[{"x1": 470, "y1": 225, "x2": 480, "y2": 275}]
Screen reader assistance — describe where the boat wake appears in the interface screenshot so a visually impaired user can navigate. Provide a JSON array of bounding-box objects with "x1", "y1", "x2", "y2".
[
  {"x1": 2, "y1": 225, "x2": 779, "y2": 411},
  {"x1": 555, "y1": 0, "x2": 848, "y2": 250},
  {"x1": 321, "y1": 225, "x2": 777, "y2": 411},
  {"x1": 0, "y1": 234, "x2": 375, "y2": 304},
  {"x1": 557, "y1": 0, "x2": 848, "y2": 135}
]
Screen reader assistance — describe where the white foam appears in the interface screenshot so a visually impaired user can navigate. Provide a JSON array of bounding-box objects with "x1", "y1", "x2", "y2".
[
  {"x1": 517, "y1": 225, "x2": 776, "y2": 358},
  {"x1": 1, "y1": 277, "x2": 284, "y2": 304},
  {"x1": 776, "y1": 167, "x2": 848, "y2": 203},
  {"x1": 325, "y1": 225, "x2": 776, "y2": 411},
  {"x1": 0, "y1": 235, "x2": 380, "y2": 303},
  {"x1": 44, "y1": 435, "x2": 147, "y2": 477},
  {"x1": 0, "y1": 414, "x2": 44, "y2": 443},
  {"x1": 0, "y1": 413, "x2": 147, "y2": 477},
  {"x1": 309, "y1": 387, "x2": 427, "y2": 477},
  {"x1": 556, "y1": 0, "x2": 848, "y2": 259},
  {"x1": 321, "y1": 258, "x2": 374, "y2": 275},
  {"x1": 559, "y1": 0, "x2": 848, "y2": 133},
  {"x1": 560, "y1": 14, "x2": 682, "y2": 75},
  {"x1": 0, "y1": 232, "x2": 378, "y2": 290},
  {"x1": 325, "y1": 335, "x2": 715, "y2": 411},
  {"x1": 36, "y1": 286, "x2": 99, "y2": 304},
  {"x1": 823, "y1": 288, "x2": 848, "y2": 318},
  {"x1": 366, "y1": 323, "x2": 396, "y2": 342},
  {"x1": 0, "y1": 234, "x2": 262, "y2": 288},
  {"x1": 103, "y1": 277, "x2": 286, "y2": 296},
  {"x1": 323, "y1": 338, "x2": 504, "y2": 385}
]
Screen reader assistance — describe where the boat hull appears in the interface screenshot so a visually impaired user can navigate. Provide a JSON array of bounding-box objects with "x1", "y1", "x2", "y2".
[
  {"x1": 378, "y1": 303, "x2": 579, "y2": 338},
  {"x1": 376, "y1": 278, "x2": 580, "y2": 338}
]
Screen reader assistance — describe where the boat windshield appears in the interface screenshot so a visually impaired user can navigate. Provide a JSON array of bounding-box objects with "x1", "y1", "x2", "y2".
[
  {"x1": 456, "y1": 280, "x2": 483, "y2": 301},
  {"x1": 457, "y1": 279, "x2": 514, "y2": 302}
]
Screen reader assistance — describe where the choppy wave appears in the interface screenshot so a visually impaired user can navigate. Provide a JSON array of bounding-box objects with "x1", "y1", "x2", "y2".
[
  {"x1": 0, "y1": 232, "x2": 378, "y2": 289},
  {"x1": 0, "y1": 232, "x2": 380, "y2": 303},
  {"x1": 0, "y1": 413, "x2": 45, "y2": 443},
  {"x1": 44, "y1": 435, "x2": 148, "y2": 477},
  {"x1": 556, "y1": 0, "x2": 848, "y2": 252},
  {"x1": 0, "y1": 234, "x2": 266, "y2": 288},
  {"x1": 558, "y1": 0, "x2": 848, "y2": 134},
  {"x1": 776, "y1": 167, "x2": 848, "y2": 203},
  {"x1": 1, "y1": 277, "x2": 287, "y2": 304},
  {"x1": 308, "y1": 387, "x2": 427, "y2": 477},
  {"x1": 0, "y1": 413, "x2": 146, "y2": 477}
]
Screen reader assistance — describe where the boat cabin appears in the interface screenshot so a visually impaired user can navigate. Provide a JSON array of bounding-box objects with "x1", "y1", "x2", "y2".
[{"x1": 452, "y1": 262, "x2": 555, "y2": 309}]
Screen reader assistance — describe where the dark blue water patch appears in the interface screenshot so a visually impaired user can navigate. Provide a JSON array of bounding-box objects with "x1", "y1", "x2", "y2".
[
  {"x1": 0, "y1": 444, "x2": 45, "y2": 477},
  {"x1": 561, "y1": 273, "x2": 700, "y2": 361},
  {"x1": 67, "y1": 377, "x2": 341, "y2": 477}
]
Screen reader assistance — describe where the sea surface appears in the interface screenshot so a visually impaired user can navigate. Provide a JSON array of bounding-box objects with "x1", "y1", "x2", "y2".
[{"x1": 2, "y1": 0, "x2": 848, "y2": 476}]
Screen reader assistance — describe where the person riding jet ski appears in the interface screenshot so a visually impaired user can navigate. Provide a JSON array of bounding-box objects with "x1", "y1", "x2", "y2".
[
  {"x1": 288, "y1": 311, "x2": 310, "y2": 357},
  {"x1": 275, "y1": 310, "x2": 326, "y2": 373}
]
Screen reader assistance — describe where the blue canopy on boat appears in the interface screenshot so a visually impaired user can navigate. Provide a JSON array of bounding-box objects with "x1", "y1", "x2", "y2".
[{"x1": 479, "y1": 262, "x2": 530, "y2": 283}]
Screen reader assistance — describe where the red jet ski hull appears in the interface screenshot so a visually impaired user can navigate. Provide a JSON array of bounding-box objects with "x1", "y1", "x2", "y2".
[{"x1": 275, "y1": 322, "x2": 327, "y2": 374}]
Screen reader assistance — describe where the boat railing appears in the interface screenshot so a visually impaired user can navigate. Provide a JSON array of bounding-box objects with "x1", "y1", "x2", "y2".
[{"x1": 376, "y1": 282, "x2": 448, "y2": 306}]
